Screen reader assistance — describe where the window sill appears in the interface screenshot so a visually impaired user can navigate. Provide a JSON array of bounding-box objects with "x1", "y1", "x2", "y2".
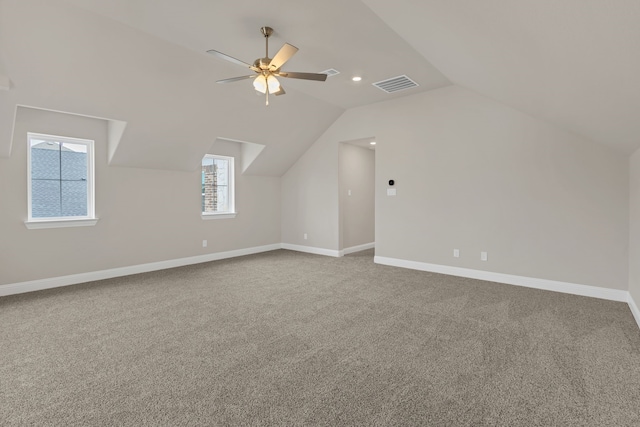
[
  {"x1": 24, "y1": 218, "x2": 99, "y2": 229},
  {"x1": 201, "y1": 212, "x2": 237, "y2": 220}
]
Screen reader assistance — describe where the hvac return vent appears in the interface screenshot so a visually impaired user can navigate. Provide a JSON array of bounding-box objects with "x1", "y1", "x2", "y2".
[{"x1": 373, "y1": 75, "x2": 419, "y2": 93}]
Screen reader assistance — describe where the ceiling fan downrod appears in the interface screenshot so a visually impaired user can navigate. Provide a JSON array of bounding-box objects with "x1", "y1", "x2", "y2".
[{"x1": 261, "y1": 26, "x2": 273, "y2": 59}]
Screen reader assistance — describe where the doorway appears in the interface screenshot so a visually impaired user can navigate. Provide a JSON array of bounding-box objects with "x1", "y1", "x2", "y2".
[{"x1": 339, "y1": 137, "x2": 376, "y2": 257}]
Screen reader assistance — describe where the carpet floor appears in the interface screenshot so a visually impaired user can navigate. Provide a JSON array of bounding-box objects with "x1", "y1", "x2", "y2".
[{"x1": 1, "y1": 249, "x2": 640, "y2": 426}]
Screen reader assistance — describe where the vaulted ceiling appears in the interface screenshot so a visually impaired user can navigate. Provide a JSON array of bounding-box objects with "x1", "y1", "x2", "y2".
[
  {"x1": 364, "y1": 0, "x2": 640, "y2": 154},
  {"x1": 1, "y1": 0, "x2": 639, "y2": 175}
]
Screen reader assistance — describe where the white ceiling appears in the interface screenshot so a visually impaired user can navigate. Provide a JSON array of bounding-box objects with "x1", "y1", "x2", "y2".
[
  {"x1": 363, "y1": 0, "x2": 640, "y2": 154},
  {"x1": 64, "y1": 0, "x2": 451, "y2": 109},
  {"x1": 64, "y1": 0, "x2": 640, "y2": 153},
  {"x1": 2, "y1": 0, "x2": 639, "y2": 175}
]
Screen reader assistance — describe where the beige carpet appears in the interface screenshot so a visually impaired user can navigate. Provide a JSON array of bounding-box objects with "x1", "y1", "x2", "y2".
[{"x1": 1, "y1": 249, "x2": 639, "y2": 426}]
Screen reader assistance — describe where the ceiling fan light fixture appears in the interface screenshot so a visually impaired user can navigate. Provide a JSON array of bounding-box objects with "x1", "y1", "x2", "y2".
[
  {"x1": 253, "y1": 74, "x2": 281, "y2": 94},
  {"x1": 267, "y1": 75, "x2": 281, "y2": 93},
  {"x1": 253, "y1": 74, "x2": 267, "y2": 93}
]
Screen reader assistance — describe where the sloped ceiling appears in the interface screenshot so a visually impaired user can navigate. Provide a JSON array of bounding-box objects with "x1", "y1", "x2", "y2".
[
  {"x1": 63, "y1": 0, "x2": 451, "y2": 109},
  {"x1": 0, "y1": 0, "x2": 342, "y2": 175},
  {"x1": 0, "y1": 0, "x2": 450, "y2": 175},
  {"x1": 2, "y1": 0, "x2": 639, "y2": 175},
  {"x1": 363, "y1": 0, "x2": 640, "y2": 154}
]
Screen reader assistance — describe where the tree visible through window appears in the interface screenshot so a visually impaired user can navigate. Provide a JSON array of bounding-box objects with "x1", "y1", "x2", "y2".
[
  {"x1": 202, "y1": 155, "x2": 234, "y2": 214},
  {"x1": 28, "y1": 133, "x2": 94, "y2": 220}
]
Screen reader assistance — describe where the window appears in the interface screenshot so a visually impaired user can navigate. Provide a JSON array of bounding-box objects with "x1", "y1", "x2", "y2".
[
  {"x1": 26, "y1": 133, "x2": 97, "y2": 229},
  {"x1": 201, "y1": 154, "x2": 235, "y2": 219}
]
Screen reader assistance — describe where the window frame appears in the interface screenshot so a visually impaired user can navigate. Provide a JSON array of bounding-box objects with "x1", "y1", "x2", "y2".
[
  {"x1": 201, "y1": 154, "x2": 236, "y2": 220},
  {"x1": 25, "y1": 132, "x2": 97, "y2": 229}
]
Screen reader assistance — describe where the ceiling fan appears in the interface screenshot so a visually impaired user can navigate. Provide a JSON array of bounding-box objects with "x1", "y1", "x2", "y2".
[{"x1": 207, "y1": 26, "x2": 327, "y2": 105}]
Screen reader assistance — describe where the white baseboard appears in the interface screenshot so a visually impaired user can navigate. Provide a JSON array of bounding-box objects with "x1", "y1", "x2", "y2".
[
  {"x1": 281, "y1": 243, "x2": 341, "y2": 257},
  {"x1": 4, "y1": 245, "x2": 637, "y2": 332},
  {"x1": 374, "y1": 256, "x2": 629, "y2": 302},
  {"x1": 629, "y1": 293, "x2": 640, "y2": 330},
  {"x1": 340, "y1": 242, "x2": 375, "y2": 256},
  {"x1": 0, "y1": 244, "x2": 282, "y2": 297}
]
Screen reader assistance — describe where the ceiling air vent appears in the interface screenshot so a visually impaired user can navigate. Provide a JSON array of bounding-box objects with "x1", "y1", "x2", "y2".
[
  {"x1": 320, "y1": 68, "x2": 340, "y2": 77},
  {"x1": 372, "y1": 75, "x2": 419, "y2": 93}
]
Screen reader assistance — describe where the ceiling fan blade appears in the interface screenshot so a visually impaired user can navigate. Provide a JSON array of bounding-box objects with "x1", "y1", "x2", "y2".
[
  {"x1": 216, "y1": 75, "x2": 256, "y2": 84},
  {"x1": 273, "y1": 87, "x2": 286, "y2": 96},
  {"x1": 269, "y1": 43, "x2": 299, "y2": 70},
  {"x1": 277, "y1": 71, "x2": 328, "y2": 82},
  {"x1": 206, "y1": 49, "x2": 253, "y2": 68}
]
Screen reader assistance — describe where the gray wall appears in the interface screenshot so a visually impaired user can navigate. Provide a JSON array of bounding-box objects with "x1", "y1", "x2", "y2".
[
  {"x1": 282, "y1": 85, "x2": 629, "y2": 290},
  {"x1": 339, "y1": 143, "x2": 375, "y2": 250},
  {"x1": 0, "y1": 107, "x2": 281, "y2": 285},
  {"x1": 630, "y1": 149, "x2": 640, "y2": 303}
]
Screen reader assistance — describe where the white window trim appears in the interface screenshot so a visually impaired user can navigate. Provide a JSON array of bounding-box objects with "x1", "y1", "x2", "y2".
[
  {"x1": 201, "y1": 212, "x2": 237, "y2": 220},
  {"x1": 201, "y1": 154, "x2": 236, "y2": 219},
  {"x1": 25, "y1": 132, "x2": 97, "y2": 229},
  {"x1": 24, "y1": 218, "x2": 99, "y2": 229}
]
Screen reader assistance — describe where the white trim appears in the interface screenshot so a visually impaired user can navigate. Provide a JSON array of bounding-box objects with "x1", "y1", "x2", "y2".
[
  {"x1": 281, "y1": 243, "x2": 342, "y2": 258},
  {"x1": 0, "y1": 244, "x2": 281, "y2": 297},
  {"x1": 201, "y1": 213, "x2": 237, "y2": 220},
  {"x1": 340, "y1": 242, "x2": 375, "y2": 256},
  {"x1": 202, "y1": 154, "x2": 235, "y2": 215},
  {"x1": 629, "y1": 293, "x2": 640, "y2": 330},
  {"x1": 374, "y1": 256, "x2": 628, "y2": 302},
  {"x1": 25, "y1": 218, "x2": 99, "y2": 229},
  {"x1": 27, "y1": 132, "x2": 95, "y2": 222}
]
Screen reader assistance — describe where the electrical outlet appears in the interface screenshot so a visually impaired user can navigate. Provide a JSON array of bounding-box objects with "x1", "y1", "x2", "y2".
[
  {"x1": 304, "y1": 233, "x2": 308, "y2": 240},
  {"x1": 453, "y1": 249, "x2": 460, "y2": 258},
  {"x1": 481, "y1": 251, "x2": 488, "y2": 261},
  {"x1": 348, "y1": 189, "x2": 352, "y2": 196},
  {"x1": 202, "y1": 240, "x2": 207, "y2": 248}
]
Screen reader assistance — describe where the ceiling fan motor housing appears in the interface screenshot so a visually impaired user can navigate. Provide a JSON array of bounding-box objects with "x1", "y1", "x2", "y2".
[{"x1": 253, "y1": 58, "x2": 274, "y2": 71}]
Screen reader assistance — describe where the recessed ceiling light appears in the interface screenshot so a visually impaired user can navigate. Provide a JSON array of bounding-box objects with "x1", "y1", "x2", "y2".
[
  {"x1": 370, "y1": 141, "x2": 376, "y2": 145},
  {"x1": 352, "y1": 76, "x2": 362, "y2": 82}
]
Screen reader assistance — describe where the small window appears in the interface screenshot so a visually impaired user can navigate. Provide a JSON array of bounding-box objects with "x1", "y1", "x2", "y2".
[
  {"x1": 26, "y1": 133, "x2": 96, "y2": 228},
  {"x1": 201, "y1": 154, "x2": 235, "y2": 218}
]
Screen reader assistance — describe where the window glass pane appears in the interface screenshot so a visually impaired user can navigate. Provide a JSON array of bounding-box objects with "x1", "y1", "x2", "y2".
[
  {"x1": 214, "y1": 158, "x2": 228, "y2": 186},
  {"x1": 202, "y1": 156, "x2": 232, "y2": 214},
  {"x1": 61, "y1": 181, "x2": 88, "y2": 216},
  {"x1": 216, "y1": 184, "x2": 229, "y2": 212},
  {"x1": 31, "y1": 140, "x2": 60, "y2": 180},
  {"x1": 29, "y1": 135, "x2": 93, "y2": 220},
  {"x1": 31, "y1": 179, "x2": 61, "y2": 218},
  {"x1": 61, "y1": 143, "x2": 87, "y2": 181}
]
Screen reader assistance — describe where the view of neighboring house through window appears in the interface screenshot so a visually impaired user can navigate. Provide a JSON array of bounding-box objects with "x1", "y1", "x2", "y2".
[
  {"x1": 28, "y1": 133, "x2": 95, "y2": 221},
  {"x1": 202, "y1": 154, "x2": 234, "y2": 215}
]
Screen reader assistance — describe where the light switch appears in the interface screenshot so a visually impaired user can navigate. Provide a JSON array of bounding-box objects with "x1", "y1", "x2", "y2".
[{"x1": 387, "y1": 188, "x2": 397, "y2": 196}]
